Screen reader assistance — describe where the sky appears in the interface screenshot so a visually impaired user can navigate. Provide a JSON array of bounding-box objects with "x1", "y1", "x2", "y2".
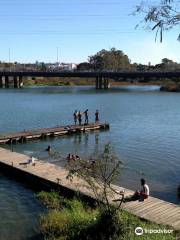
[{"x1": 0, "y1": 0, "x2": 179, "y2": 65}]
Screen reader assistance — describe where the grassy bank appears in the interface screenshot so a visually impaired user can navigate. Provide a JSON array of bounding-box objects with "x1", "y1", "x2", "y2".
[
  {"x1": 37, "y1": 191, "x2": 179, "y2": 240},
  {"x1": 160, "y1": 80, "x2": 180, "y2": 92},
  {"x1": 23, "y1": 76, "x2": 162, "y2": 87},
  {"x1": 23, "y1": 77, "x2": 95, "y2": 86},
  {"x1": 23, "y1": 76, "x2": 180, "y2": 92}
]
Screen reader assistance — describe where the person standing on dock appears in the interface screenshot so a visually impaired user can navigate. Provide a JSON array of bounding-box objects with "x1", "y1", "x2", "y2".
[
  {"x1": 78, "y1": 111, "x2": 82, "y2": 125},
  {"x1": 84, "y1": 109, "x2": 89, "y2": 125},
  {"x1": 95, "y1": 110, "x2": 99, "y2": 123},
  {"x1": 73, "y1": 110, "x2": 78, "y2": 125}
]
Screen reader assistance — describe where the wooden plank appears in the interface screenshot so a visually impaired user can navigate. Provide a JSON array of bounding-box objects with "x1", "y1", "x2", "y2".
[
  {"x1": 127, "y1": 202, "x2": 163, "y2": 215},
  {"x1": 139, "y1": 203, "x2": 176, "y2": 219},
  {"x1": 0, "y1": 122, "x2": 109, "y2": 144}
]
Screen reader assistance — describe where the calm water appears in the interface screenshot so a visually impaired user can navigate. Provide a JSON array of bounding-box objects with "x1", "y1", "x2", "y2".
[{"x1": 0, "y1": 85, "x2": 180, "y2": 239}]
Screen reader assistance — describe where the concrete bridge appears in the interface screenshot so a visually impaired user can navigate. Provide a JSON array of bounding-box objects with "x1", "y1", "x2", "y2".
[{"x1": 0, "y1": 70, "x2": 180, "y2": 89}]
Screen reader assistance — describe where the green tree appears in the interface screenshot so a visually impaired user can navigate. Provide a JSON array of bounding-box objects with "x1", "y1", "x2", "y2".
[
  {"x1": 77, "y1": 62, "x2": 93, "y2": 70},
  {"x1": 88, "y1": 48, "x2": 131, "y2": 70},
  {"x1": 67, "y1": 144, "x2": 124, "y2": 216},
  {"x1": 134, "y1": 0, "x2": 180, "y2": 41}
]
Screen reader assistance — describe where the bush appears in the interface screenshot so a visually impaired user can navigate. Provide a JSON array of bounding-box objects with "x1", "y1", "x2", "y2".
[
  {"x1": 38, "y1": 192, "x2": 176, "y2": 240},
  {"x1": 40, "y1": 200, "x2": 125, "y2": 240},
  {"x1": 37, "y1": 191, "x2": 63, "y2": 210},
  {"x1": 40, "y1": 198, "x2": 98, "y2": 240}
]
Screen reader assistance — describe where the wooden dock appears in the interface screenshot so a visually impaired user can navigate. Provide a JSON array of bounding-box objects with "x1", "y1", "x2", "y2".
[
  {"x1": 0, "y1": 148, "x2": 179, "y2": 230},
  {"x1": 0, "y1": 122, "x2": 109, "y2": 144}
]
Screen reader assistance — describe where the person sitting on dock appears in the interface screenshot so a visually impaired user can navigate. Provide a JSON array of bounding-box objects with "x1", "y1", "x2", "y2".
[
  {"x1": 67, "y1": 153, "x2": 72, "y2": 161},
  {"x1": 78, "y1": 111, "x2": 82, "y2": 125},
  {"x1": 71, "y1": 155, "x2": 77, "y2": 161},
  {"x1": 27, "y1": 156, "x2": 36, "y2": 166},
  {"x1": 95, "y1": 110, "x2": 99, "y2": 123},
  {"x1": 73, "y1": 110, "x2": 78, "y2": 125},
  {"x1": 134, "y1": 178, "x2": 149, "y2": 200},
  {"x1": 75, "y1": 155, "x2": 80, "y2": 160},
  {"x1": 67, "y1": 153, "x2": 80, "y2": 162},
  {"x1": 84, "y1": 109, "x2": 89, "y2": 125},
  {"x1": 20, "y1": 156, "x2": 36, "y2": 167}
]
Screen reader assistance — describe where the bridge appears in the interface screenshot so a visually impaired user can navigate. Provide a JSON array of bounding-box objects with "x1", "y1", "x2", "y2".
[{"x1": 0, "y1": 70, "x2": 180, "y2": 89}]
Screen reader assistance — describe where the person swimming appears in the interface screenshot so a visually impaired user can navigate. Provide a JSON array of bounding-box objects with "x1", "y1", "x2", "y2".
[{"x1": 45, "y1": 145, "x2": 52, "y2": 152}]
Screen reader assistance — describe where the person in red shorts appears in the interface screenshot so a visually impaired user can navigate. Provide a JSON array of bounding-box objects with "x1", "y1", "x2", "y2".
[{"x1": 135, "y1": 178, "x2": 150, "y2": 200}]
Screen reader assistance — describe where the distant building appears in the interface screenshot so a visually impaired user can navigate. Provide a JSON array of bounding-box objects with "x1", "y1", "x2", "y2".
[{"x1": 47, "y1": 62, "x2": 77, "y2": 71}]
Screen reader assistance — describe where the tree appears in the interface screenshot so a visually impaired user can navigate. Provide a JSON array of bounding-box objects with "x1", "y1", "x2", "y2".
[
  {"x1": 134, "y1": 0, "x2": 180, "y2": 41},
  {"x1": 67, "y1": 144, "x2": 124, "y2": 215},
  {"x1": 88, "y1": 48, "x2": 131, "y2": 70},
  {"x1": 77, "y1": 62, "x2": 93, "y2": 70},
  {"x1": 66, "y1": 144, "x2": 124, "y2": 239}
]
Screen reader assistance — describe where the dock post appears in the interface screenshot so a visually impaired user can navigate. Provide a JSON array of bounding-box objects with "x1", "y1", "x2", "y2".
[
  {"x1": 14, "y1": 76, "x2": 18, "y2": 88},
  {"x1": 5, "y1": 76, "x2": 9, "y2": 88},
  {"x1": 0, "y1": 76, "x2": 3, "y2": 88}
]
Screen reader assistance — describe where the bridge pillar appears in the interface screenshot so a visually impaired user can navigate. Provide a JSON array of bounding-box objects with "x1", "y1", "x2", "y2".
[
  {"x1": 14, "y1": 76, "x2": 18, "y2": 88},
  {"x1": 96, "y1": 76, "x2": 99, "y2": 89},
  {"x1": 103, "y1": 77, "x2": 109, "y2": 89},
  {"x1": 96, "y1": 76, "x2": 110, "y2": 89},
  {"x1": 0, "y1": 76, "x2": 3, "y2": 88},
  {"x1": 5, "y1": 76, "x2": 9, "y2": 88},
  {"x1": 19, "y1": 76, "x2": 23, "y2": 88},
  {"x1": 96, "y1": 76, "x2": 103, "y2": 89},
  {"x1": 99, "y1": 76, "x2": 103, "y2": 89}
]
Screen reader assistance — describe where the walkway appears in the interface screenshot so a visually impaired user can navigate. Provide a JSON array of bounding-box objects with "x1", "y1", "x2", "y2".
[{"x1": 0, "y1": 147, "x2": 179, "y2": 230}]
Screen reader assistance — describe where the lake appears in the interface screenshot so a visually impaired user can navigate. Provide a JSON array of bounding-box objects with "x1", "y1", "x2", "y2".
[{"x1": 0, "y1": 85, "x2": 180, "y2": 239}]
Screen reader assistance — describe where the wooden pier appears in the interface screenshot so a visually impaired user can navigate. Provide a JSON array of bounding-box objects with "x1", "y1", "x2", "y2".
[
  {"x1": 0, "y1": 122, "x2": 109, "y2": 144},
  {"x1": 0, "y1": 147, "x2": 179, "y2": 230}
]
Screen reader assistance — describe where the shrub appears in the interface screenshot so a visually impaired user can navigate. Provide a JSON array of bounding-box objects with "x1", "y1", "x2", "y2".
[
  {"x1": 37, "y1": 191, "x2": 63, "y2": 210},
  {"x1": 40, "y1": 198, "x2": 98, "y2": 240}
]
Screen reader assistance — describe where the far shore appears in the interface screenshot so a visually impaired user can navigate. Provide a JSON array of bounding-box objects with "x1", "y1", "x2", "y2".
[{"x1": 22, "y1": 77, "x2": 180, "y2": 92}]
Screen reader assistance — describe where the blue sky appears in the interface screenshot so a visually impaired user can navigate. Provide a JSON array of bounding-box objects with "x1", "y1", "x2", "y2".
[{"x1": 0, "y1": 0, "x2": 179, "y2": 64}]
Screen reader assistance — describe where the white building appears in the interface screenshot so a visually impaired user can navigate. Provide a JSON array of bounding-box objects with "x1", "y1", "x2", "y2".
[{"x1": 47, "y1": 62, "x2": 77, "y2": 71}]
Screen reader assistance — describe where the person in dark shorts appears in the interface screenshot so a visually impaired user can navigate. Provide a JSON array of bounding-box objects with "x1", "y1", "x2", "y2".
[
  {"x1": 84, "y1": 109, "x2": 89, "y2": 125},
  {"x1": 95, "y1": 110, "x2": 99, "y2": 122},
  {"x1": 78, "y1": 111, "x2": 82, "y2": 125},
  {"x1": 73, "y1": 110, "x2": 78, "y2": 125}
]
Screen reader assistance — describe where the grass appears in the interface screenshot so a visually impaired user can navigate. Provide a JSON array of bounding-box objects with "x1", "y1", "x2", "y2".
[
  {"x1": 120, "y1": 211, "x2": 178, "y2": 240},
  {"x1": 23, "y1": 77, "x2": 95, "y2": 86},
  {"x1": 37, "y1": 191, "x2": 179, "y2": 240}
]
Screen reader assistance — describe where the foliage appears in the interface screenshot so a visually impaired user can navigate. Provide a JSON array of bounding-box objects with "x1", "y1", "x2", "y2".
[
  {"x1": 37, "y1": 191, "x2": 63, "y2": 210},
  {"x1": 77, "y1": 62, "x2": 93, "y2": 70},
  {"x1": 160, "y1": 79, "x2": 180, "y2": 91},
  {"x1": 38, "y1": 194, "x2": 177, "y2": 240},
  {"x1": 66, "y1": 143, "x2": 124, "y2": 216},
  {"x1": 134, "y1": 0, "x2": 180, "y2": 41},
  {"x1": 120, "y1": 210, "x2": 178, "y2": 240},
  {"x1": 40, "y1": 198, "x2": 99, "y2": 240},
  {"x1": 88, "y1": 48, "x2": 131, "y2": 70}
]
